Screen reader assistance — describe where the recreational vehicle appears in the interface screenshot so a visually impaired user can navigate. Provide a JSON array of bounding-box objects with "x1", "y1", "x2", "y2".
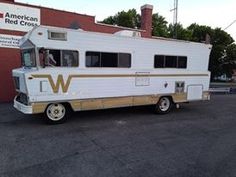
[{"x1": 13, "y1": 25, "x2": 211, "y2": 123}]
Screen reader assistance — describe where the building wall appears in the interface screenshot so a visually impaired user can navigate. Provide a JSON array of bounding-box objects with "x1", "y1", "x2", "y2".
[{"x1": 0, "y1": 0, "x2": 152, "y2": 102}]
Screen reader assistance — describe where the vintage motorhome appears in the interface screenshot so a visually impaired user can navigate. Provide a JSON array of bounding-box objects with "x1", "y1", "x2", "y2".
[{"x1": 13, "y1": 25, "x2": 211, "y2": 123}]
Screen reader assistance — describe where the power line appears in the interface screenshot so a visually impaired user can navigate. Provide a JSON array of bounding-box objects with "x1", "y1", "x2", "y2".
[{"x1": 224, "y1": 19, "x2": 236, "y2": 30}]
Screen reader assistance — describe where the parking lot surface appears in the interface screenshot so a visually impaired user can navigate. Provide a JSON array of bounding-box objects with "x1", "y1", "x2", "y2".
[{"x1": 0, "y1": 95, "x2": 236, "y2": 177}]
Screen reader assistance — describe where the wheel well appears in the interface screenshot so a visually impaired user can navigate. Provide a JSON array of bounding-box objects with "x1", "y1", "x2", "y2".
[
  {"x1": 158, "y1": 96, "x2": 174, "y2": 104},
  {"x1": 61, "y1": 102, "x2": 73, "y2": 112},
  {"x1": 45, "y1": 102, "x2": 73, "y2": 112}
]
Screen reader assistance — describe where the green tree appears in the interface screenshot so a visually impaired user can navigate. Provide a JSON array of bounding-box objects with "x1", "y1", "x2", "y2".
[
  {"x1": 102, "y1": 9, "x2": 140, "y2": 28},
  {"x1": 209, "y1": 28, "x2": 234, "y2": 79},
  {"x1": 102, "y1": 10, "x2": 169, "y2": 37},
  {"x1": 185, "y1": 24, "x2": 234, "y2": 80},
  {"x1": 168, "y1": 23, "x2": 192, "y2": 40},
  {"x1": 187, "y1": 23, "x2": 213, "y2": 42},
  {"x1": 152, "y1": 13, "x2": 168, "y2": 37},
  {"x1": 102, "y1": 16, "x2": 116, "y2": 25},
  {"x1": 222, "y1": 44, "x2": 236, "y2": 77}
]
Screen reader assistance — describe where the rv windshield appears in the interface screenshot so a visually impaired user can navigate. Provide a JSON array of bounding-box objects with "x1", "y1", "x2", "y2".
[{"x1": 21, "y1": 49, "x2": 36, "y2": 67}]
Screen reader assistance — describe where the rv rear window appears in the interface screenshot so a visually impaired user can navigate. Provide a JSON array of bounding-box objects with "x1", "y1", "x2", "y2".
[
  {"x1": 154, "y1": 55, "x2": 187, "y2": 69},
  {"x1": 86, "y1": 52, "x2": 131, "y2": 68}
]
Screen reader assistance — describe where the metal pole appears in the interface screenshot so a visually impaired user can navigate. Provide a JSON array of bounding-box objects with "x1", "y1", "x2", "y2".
[
  {"x1": 224, "y1": 19, "x2": 236, "y2": 30},
  {"x1": 175, "y1": 0, "x2": 178, "y2": 38},
  {"x1": 172, "y1": 0, "x2": 178, "y2": 38}
]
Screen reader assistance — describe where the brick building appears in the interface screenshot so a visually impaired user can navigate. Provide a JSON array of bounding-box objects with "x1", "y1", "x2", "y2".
[{"x1": 0, "y1": 0, "x2": 153, "y2": 102}]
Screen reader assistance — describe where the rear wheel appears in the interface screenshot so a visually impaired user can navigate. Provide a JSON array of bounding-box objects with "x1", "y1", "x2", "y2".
[
  {"x1": 155, "y1": 97, "x2": 172, "y2": 114},
  {"x1": 45, "y1": 103, "x2": 67, "y2": 124}
]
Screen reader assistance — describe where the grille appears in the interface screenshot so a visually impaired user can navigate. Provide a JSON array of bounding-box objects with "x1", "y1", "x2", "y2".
[
  {"x1": 16, "y1": 93, "x2": 28, "y2": 105},
  {"x1": 13, "y1": 77, "x2": 20, "y2": 90}
]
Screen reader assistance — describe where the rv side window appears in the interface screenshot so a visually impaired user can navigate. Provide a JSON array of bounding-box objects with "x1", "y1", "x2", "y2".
[
  {"x1": 86, "y1": 52, "x2": 101, "y2": 67},
  {"x1": 154, "y1": 55, "x2": 165, "y2": 68},
  {"x1": 177, "y1": 56, "x2": 187, "y2": 68},
  {"x1": 86, "y1": 51, "x2": 131, "y2": 68},
  {"x1": 61, "y1": 50, "x2": 79, "y2": 67},
  {"x1": 48, "y1": 50, "x2": 61, "y2": 66},
  {"x1": 154, "y1": 55, "x2": 187, "y2": 69},
  {"x1": 101, "y1": 53, "x2": 118, "y2": 67},
  {"x1": 39, "y1": 49, "x2": 79, "y2": 67},
  {"x1": 118, "y1": 53, "x2": 131, "y2": 68},
  {"x1": 165, "y1": 56, "x2": 177, "y2": 68},
  {"x1": 21, "y1": 49, "x2": 36, "y2": 67}
]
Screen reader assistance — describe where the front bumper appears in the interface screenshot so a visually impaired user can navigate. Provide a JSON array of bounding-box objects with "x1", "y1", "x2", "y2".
[{"x1": 14, "y1": 98, "x2": 33, "y2": 114}]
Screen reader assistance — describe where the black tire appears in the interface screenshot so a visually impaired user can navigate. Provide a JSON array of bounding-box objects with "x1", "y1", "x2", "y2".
[
  {"x1": 44, "y1": 103, "x2": 68, "y2": 124},
  {"x1": 154, "y1": 97, "x2": 173, "y2": 114}
]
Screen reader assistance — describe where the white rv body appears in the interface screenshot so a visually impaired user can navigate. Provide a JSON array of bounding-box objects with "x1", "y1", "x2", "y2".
[{"x1": 12, "y1": 26, "x2": 211, "y2": 120}]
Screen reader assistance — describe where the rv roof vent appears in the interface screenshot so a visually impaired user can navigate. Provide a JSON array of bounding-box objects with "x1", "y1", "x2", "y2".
[
  {"x1": 48, "y1": 30, "x2": 67, "y2": 41},
  {"x1": 114, "y1": 30, "x2": 141, "y2": 38}
]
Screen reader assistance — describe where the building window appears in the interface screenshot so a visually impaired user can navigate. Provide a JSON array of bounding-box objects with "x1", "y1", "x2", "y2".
[
  {"x1": 86, "y1": 51, "x2": 131, "y2": 68},
  {"x1": 154, "y1": 55, "x2": 187, "y2": 69}
]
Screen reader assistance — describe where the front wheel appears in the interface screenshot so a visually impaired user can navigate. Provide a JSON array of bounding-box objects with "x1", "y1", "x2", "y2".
[
  {"x1": 45, "y1": 103, "x2": 67, "y2": 124},
  {"x1": 154, "y1": 97, "x2": 172, "y2": 114}
]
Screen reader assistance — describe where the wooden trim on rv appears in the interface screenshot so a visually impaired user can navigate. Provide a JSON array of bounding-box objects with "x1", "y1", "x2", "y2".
[{"x1": 31, "y1": 92, "x2": 210, "y2": 114}]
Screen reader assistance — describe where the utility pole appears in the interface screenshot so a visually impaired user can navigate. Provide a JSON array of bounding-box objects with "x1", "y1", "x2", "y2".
[{"x1": 170, "y1": 0, "x2": 178, "y2": 38}]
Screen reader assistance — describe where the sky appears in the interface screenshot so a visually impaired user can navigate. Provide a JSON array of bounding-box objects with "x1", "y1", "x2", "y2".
[{"x1": 16, "y1": 0, "x2": 236, "y2": 41}]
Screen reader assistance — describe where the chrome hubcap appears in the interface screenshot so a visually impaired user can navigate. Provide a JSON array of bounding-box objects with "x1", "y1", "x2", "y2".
[
  {"x1": 47, "y1": 104, "x2": 65, "y2": 121},
  {"x1": 159, "y1": 98, "x2": 170, "y2": 112}
]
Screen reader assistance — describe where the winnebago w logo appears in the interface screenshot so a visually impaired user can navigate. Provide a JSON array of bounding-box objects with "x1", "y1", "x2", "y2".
[{"x1": 32, "y1": 74, "x2": 80, "y2": 93}]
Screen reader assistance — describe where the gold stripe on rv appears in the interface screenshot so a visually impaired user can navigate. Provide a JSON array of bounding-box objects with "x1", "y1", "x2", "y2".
[{"x1": 31, "y1": 74, "x2": 209, "y2": 94}]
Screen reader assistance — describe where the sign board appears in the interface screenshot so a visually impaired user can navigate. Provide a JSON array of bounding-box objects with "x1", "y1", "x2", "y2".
[
  {"x1": 0, "y1": 34, "x2": 22, "y2": 49},
  {"x1": 0, "y1": 3, "x2": 40, "y2": 32}
]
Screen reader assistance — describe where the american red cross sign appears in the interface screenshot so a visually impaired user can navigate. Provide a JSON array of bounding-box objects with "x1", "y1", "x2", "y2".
[{"x1": 0, "y1": 13, "x2": 4, "y2": 18}]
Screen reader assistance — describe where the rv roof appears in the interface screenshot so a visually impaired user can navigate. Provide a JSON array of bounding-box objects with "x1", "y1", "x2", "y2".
[{"x1": 35, "y1": 25, "x2": 210, "y2": 46}]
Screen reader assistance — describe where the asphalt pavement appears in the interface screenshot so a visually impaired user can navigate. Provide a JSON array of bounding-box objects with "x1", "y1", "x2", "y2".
[{"x1": 0, "y1": 95, "x2": 236, "y2": 177}]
